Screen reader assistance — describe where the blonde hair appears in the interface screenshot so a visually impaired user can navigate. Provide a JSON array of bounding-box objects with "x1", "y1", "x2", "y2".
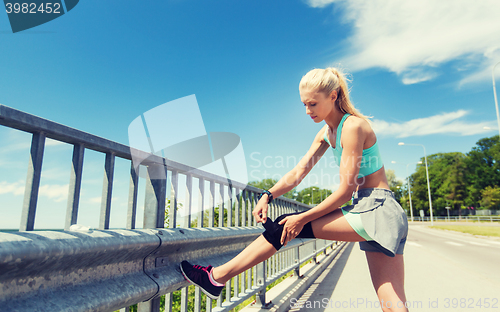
[{"x1": 299, "y1": 67, "x2": 369, "y2": 121}]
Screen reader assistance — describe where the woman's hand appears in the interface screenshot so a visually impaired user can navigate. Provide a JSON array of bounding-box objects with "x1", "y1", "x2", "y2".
[
  {"x1": 252, "y1": 195, "x2": 269, "y2": 223},
  {"x1": 278, "y1": 214, "x2": 305, "y2": 246}
]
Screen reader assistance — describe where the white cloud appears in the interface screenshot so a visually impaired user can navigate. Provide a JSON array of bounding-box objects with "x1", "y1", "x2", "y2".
[
  {"x1": 372, "y1": 110, "x2": 496, "y2": 137},
  {"x1": 0, "y1": 130, "x2": 69, "y2": 151},
  {"x1": 306, "y1": 0, "x2": 338, "y2": 8},
  {"x1": 0, "y1": 180, "x2": 25, "y2": 196},
  {"x1": 88, "y1": 197, "x2": 102, "y2": 204},
  {"x1": 400, "y1": 68, "x2": 438, "y2": 85},
  {"x1": 38, "y1": 184, "x2": 69, "y2": 202},
  {"x1": 309, "y1": 0, "x2": 500, "y2": 85},
  {"x1": 41, "y1": 167, "x2": 70, "y2": 181},
  {"x1": 0, "y1": 141, "x2": 30, "y2": 155},
  {"x1": 0, "y1": 181, "x2": 68, "y2": 202}
]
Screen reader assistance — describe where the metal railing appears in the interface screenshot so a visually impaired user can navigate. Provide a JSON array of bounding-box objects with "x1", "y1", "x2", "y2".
[
  {"x1": 412, "y1": 216, "x2": 500, "y2": 223},
  {"x1": 0, "y1": 105, "x2": 336, "y2": 312}
]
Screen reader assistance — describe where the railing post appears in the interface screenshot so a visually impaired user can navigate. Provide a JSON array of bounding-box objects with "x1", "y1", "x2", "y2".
[
  {"x1": 143, "y1": 163, "x2": 166, "y2": 229},
  {"x1": 180, "y1": 288, "x2": 189, "y2": 312},
  {"x1": 312, "y1": 240, "x2": 318, "y2": 264},
  {"x1": 169, "y1": 170, "x2": 179, "y2": 228},
  {"x1": 137, "y1": 299, "x2": 161, "y2": 312},
  {"x1": 225, "y1": 277, "x2": 231, "y2": 305},
  {"x1": 164, "y1": 293, "x2": 173, "y2": 312},
  {"x1": 65, "y1": 143, "x2": 84, "y2": 230},
  {"x1": 206, "y1": 297, "x2": 213, "y2": 312},
  {"x1": 252, "y1": 192, "x2": 257, "y2": 227},
  {"x1": 248, "y1": 191, "x2": 253, "y2": 227},
  {"x1": 242, "y1": 190, "x2": 248, "y2": 227},
  {"x1": 127, "y1": 162, "x2": 139, "y2": 229},
  {"x1": 293, "y1": 246, "x2": 300, "y2": 277},
  {"x1": 228, "y1": 185, "x2": 233, "y2": 227},
  {"x1": 219, "y1": 183, "x2": 224, "y2": 227},
  {"x1": 20, "y1": 132, "x2": 45, "y2": 231},
  {"x1": 254, "y1": 260, "x2": 270, "y2": 308},
  {"x1": 197, "y1": 178, "x2": 205, "y2": 228},
  {"x1": 235, "y1": 187, "x2": 240, "y2": 227},
  {"x1": 138, "y1": 162, "x2": 166, "y2": 312},
  {"x1": 209, "y1": 180, "x2": 215, "y2": 228},
  {"x1": 99, "y1": 152, "x2": 115, "y2": 230},
  {"x1": 194, "y1": 287, "x2": 202, "y2": 312},
  {"x1": 184, "y1": 173, "x2": 192, "y2": 228}
]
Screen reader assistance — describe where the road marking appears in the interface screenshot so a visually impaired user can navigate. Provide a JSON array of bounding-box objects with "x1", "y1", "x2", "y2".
[
  {"x1": 467, "y1": 241, "x2": 489, "y2": 246},
  {"x1": 445, "y1": 241, "x2": 464, "y2": 247},
  {"x1": 407, "y1": 241, "x2": 422, "y2": 247}
]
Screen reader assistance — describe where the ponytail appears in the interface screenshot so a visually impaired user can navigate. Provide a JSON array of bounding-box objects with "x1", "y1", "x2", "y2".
[{"x1": 299, "y1": 67, "x2": 369, "y2": 121}]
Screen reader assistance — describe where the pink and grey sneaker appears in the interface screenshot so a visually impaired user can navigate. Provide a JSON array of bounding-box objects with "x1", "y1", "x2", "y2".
[{"x1": 180, "y1": 260, "x2": 224, "y2": 299}]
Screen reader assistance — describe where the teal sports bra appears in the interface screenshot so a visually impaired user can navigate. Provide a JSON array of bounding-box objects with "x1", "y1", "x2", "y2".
[{"x1": 323, "y1": 114, "x2": 383, "y2": 178}]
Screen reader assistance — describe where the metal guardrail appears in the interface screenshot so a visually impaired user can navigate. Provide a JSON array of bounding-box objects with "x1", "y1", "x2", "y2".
[
  {"x1": 0, "y1": 226, "x2": 335, "y2": 312},
  {"x1": 0, "y1": 105, "x2": 336, "y2": 312}
]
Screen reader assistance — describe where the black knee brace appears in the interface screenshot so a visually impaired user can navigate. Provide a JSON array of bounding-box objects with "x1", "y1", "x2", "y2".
[{"x1": 262, "y1": 212, "x2": 315, "y2": 251}]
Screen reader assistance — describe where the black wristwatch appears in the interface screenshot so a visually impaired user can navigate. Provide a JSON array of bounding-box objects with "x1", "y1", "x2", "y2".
[{"x1": 259, "y1": 190, "x2": 273, "y2": 203}]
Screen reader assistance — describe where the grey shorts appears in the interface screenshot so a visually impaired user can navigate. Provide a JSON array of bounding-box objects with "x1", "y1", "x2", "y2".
[{"x1": 342, "y1": 188, "x2": 408, "y2": 257}]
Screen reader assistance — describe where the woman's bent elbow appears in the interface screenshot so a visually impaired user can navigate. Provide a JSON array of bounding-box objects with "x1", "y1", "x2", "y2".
[{"x1": 336, "y1": 187, "x2": 356, "y2": 203}]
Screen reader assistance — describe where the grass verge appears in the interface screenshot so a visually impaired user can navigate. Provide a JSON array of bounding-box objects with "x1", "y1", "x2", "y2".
[{"x1": 429, "y1": 225, "x2": 500, "y2": 238}]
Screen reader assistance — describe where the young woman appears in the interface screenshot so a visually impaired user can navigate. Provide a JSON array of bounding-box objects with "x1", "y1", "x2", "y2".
[{"x1": 181, "y1": 68, "x2": 409, "y2": 312}]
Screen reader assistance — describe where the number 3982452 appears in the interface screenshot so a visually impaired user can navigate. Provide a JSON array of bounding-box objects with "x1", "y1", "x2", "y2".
[{"x1": 5, "y1": 3, "x2": 62, "y2": 14}]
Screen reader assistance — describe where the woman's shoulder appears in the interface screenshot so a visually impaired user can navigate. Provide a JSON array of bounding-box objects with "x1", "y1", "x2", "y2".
[
  {"x1": 343, "y1": 114, "x2": 372, "y2": 133},
  {"x1": 341, "y1": 115, "x2": 377, "y2": 148}
]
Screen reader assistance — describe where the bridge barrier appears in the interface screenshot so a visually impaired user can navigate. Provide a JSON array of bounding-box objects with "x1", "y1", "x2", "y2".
[
  {"x1": 0, "y1": 105, "x2": 337, "y2": 312},
  {"x1": 413, "y1": 216, "x2": 500, "y2": 223}
]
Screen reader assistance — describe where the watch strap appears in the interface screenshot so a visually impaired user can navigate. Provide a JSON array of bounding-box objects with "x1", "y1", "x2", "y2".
[{"x1": 259, "y1": 190, "x2": 273, "y2": 203}]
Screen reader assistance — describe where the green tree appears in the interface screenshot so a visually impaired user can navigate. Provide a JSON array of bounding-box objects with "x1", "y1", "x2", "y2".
[
  {"x1": 410, "y1": 152, "x2": 468, "y2": 216},
  {"x1": 248, "y1": 178, "x2": 297, "y2": 199},
  {"x1": 165, "y1": 199, "x2": 183, "y2": 228},
  {"x1": 249, "y1": 179, "x2": 334, "y2": 206},
  {"x1": 480, "y1": 186, "x2": 500, "y2": 210},
  {"x1": 438, "y1": 153, "x2": 467, "y2": 215},
  {"x1": 295, "y1": 186, "x2": 332, "y2": 205},
  {"x1": 465, "y1": 135, "x2": 500, "y2": 208},
  {"x1": 386, "y1": 169, "x2": 404, "y2": 204}
]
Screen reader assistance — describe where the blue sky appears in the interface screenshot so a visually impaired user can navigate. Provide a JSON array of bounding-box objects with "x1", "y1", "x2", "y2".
[{"x1": 1, "y1": 0, "x2": 499, "y2": 229}]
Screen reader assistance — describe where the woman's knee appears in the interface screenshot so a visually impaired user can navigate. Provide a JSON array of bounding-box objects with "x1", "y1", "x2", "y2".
[{"x1": 262, "y1": 212, "x2": 314, "y2": 251}]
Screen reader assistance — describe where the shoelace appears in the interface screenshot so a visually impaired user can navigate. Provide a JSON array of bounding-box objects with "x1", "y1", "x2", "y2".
[{"x1": 193, "y1": 265, "x2": 209, "y2": 273}]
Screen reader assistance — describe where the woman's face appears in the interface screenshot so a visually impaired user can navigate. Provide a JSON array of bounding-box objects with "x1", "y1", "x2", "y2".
[{"x1": 300, "y1": 88, "x2": 337, "y2": 123}]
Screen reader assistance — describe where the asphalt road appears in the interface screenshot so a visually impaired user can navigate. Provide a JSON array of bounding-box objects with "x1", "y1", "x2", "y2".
[{"x1": 288, "y1": 223, "x2": 500, "y2": 311}]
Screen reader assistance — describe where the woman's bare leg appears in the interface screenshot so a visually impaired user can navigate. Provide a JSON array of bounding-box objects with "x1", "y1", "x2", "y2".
[
  {"x1": 309, "y1": 208, "x2": 366, "y2": 241},
  {"x1": 366, "y1": 252, "x2": 408, "y2": 312},
  {"x1": 212, "y1": 235, "x2": 276, "y2": 284},
  {"x1": 212, "y1": 209, "x2": 364, "y2": 283}
]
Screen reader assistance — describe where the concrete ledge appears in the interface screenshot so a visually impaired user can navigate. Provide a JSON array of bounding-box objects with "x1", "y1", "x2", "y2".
[{"x1": 240, "y1": 241, "x2": 347, "y2": 312}]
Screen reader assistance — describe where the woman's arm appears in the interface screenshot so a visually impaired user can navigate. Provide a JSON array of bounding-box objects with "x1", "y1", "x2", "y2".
[
  {"x1": 252, "y1": 126, "x2": 329, "y2": 223},
  {"x1": 268, "y1": 125, "x2": 329, "y2": 198}
]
